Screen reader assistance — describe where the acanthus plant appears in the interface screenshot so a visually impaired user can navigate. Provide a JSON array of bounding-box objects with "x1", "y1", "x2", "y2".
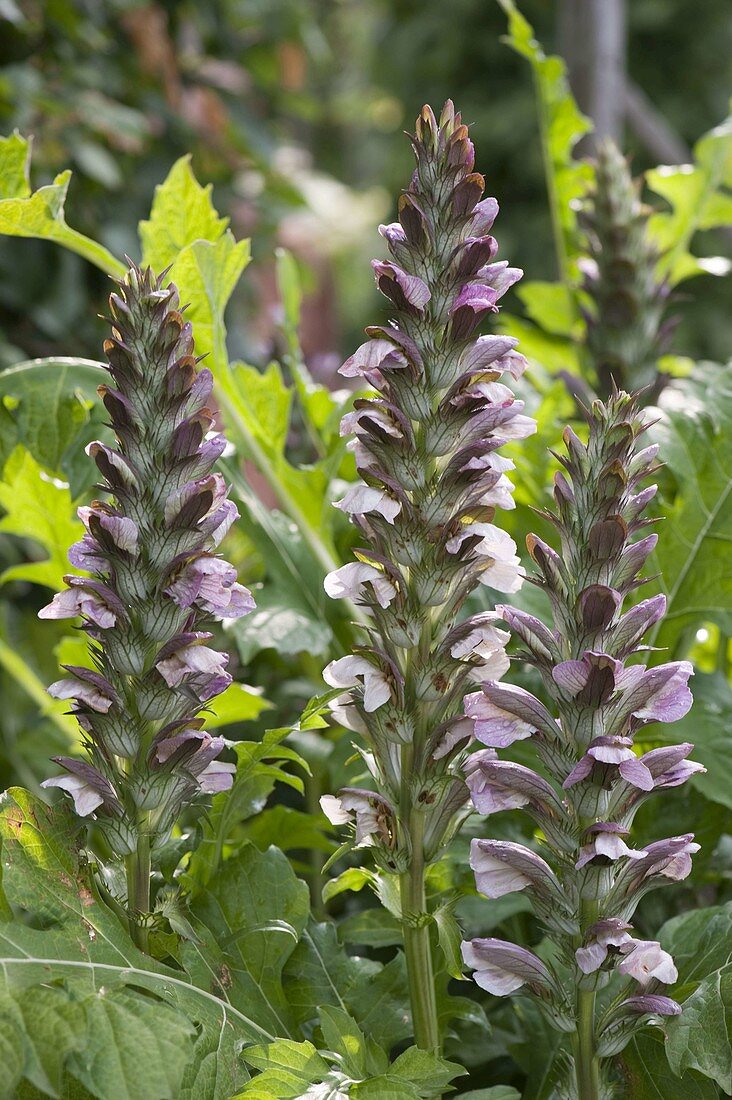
[
  {"x1": 459, "y1": 391, "x2": 702, "y2": 1098},
  {"x1": 38, "y1": 264, "x2": 254, "y2": 951},
  {"x1": 578, "y1": 141, "x2": 674, "y2": 399},
  {"x1": 319, "y1": 100, "x2": 536, "y2": 1052}
]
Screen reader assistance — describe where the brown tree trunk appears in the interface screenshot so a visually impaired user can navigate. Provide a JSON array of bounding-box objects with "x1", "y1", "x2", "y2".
[{"x1": 558, "y1": 0, "x2": 627, "y2": 149}]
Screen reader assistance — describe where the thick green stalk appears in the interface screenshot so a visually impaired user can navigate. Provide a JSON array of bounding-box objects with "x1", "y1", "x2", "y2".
[
  {"x1": 573, "y1": 889, "x2": 601, "y2": 1098},
  {"x1": 399, "y1": 785, "x2": 440, "y2": 1056},
  {"x1": 574, "y1": 989, "x2": 600, "y2": 1100},
  {"x1": 125, "y1": 829, "x2": 151, "y2": 953}
]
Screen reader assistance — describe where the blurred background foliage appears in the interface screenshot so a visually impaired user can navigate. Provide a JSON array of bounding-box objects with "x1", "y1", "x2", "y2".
[{"x1": 0, "y1": 0, "x2": 730, "y2": 373}]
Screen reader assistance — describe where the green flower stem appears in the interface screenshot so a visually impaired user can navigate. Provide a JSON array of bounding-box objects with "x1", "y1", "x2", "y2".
[
  {"x1": 400, "y1": 749, "x2": 440, "y2": 1056},
  {"x1": 575, "y1": 988, "x2": 600, "y2": 1100},
  {"x1": 125, "y1": 828, "x2": 151, "y2": 953},
  {"x1": 574, "y1": 894, "x2": 600, "y2": 1099}
]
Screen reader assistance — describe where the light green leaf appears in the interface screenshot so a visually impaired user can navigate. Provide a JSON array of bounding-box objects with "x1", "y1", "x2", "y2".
[
  {"x1": 622, "y1": 1030, "x2": 719, "y2": 1098},
  {"x1": 350, "y1": 1080, "x2": 419, "y2": 1100},
  {"x1": 0, "y1": 133, "x2": 124, "y2": 277},
  {"x1": 515, "y1": 282, "x2": 578, "y2": 337},
  {"x1": 499, "y1": 315, "x2": 580, "y2": 374},
  {"x1": 388, "y1": 1047, "x2": 465, "y2": 1093},
  {"x1": 659, "y1": 901, "x2": 732, "y2": 984},
  {"x1": 0, "y1": 131, "x2": 31, "y2": 199},
  {"x1": 206, "y1": 682, "x2": 272, "y2": 728},
  {"x1": 169, "y1": 235, "x2": 250, "y2": 374},
  {"x1": 0, "y1": 445, "x2": 83, "y2": 590},
  {"x1": 139, "y1": 155, "x2": 229, "y2": 271},
  {"x1": 647, "y1": 362, "x2": 732, "y2": 654},
  {"x1": 457, "y1": 1090, "x2": 521, "y2": 1100},
  {"x1": 322, "y1": 867, "x2": 375, "y2": 904},
  {"x1": 666, "y1": 966, "x2": 732, "y2": 1092},
  {"x1": 230, "y1": 361, "x2": 292, "y2": 458},
  {"x1": 319, "y1": 1005, "x2": 386, "y2": 1079},
  {"x1": 239, "y1": 1039, "x2": 332, "y2": 1099},
  {"x1": 648, "y1": 112, "x2": 732, "y2": 285}
]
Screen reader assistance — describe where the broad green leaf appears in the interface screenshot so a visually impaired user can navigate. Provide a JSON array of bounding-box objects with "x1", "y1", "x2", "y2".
[
  {"x1": 648, "y1": 112, "x2": 732, "y2": 285},
  {"x1": 67, "y1": 987, "x2": 196, "y2": 1100},
  {"x1": 242, "y1": 806, "x2": 335, "y2": 855},
  {"x1": 188, "y1": 843, "x2": 310, "y2": 1039},
  {"x1": 239, "y1": 1039, "x2": 332, "y2": 1098},
  {"x1": 497, "y1": 0, "x2": 592, "y2": 277},
  {"x1": 659, "y1": 901, "x2": 732, "y2": 985},
  {"x1": 515, "y1": 282, "x2": 578, "y2": 338},
  {"x1": 169, "y1": 235, "x2": 251, "y2": 373},
  {"x1": 0, "y1": 358, "x2": 107, "y2": 489},
  {"x1": 647, "y1": 363, "x2": 732, "y2": 654},
  {"x1": 388, "y1": 1047, "x2": 465, "y2": 1093},
  {"x1": 665, "y1": 965, "x2": 732, "y2": 1092},
  {"x1": 665, "y1": 674, "x2": 732, "y2": 809},
  {"x1": 11, "y1": 985, "x2": 86, "y2": 1096},
  {"x1": 282, "y1": 921, "x2": 412, "y2": 1049},
  {"x1": 0, "y1": 991, "x2": 27, "y2": 1097},
  {"x1": 233, "y1": 594, "x2": 333, "y2": 662},
  {"x1": 234, "y1": 361, "x2": 292, "y2": 458},
  {"x1": 319, "y1": 1005, "x2": 387, "y2": 1079},
  {"x1": 457, "y1": 1090, "x2": 521, "y2": 1100},
  {"x1": 0, "y1": 446, "x2": 83, "y2": 590},
  {"x1": 338, "y1": 909, "x2": 403, "y2": 949},
  {"x1": 0, "y1": 133, "x2": 124, "y2": 277},
  {"x1": 0, "y1": 787, "x2": 258, "y2": 1097},
  {"x1": 186, "y1": 729, "x2": 308, "y2": 889},
  {"x1": 350, "y1": 1080, "x2": 420, "y2": 1099},
  {"x1": 139, "y1": 155, "x2": 229, "y2": 271},
  {"x1": 621, "y1": 1030, "x2": 719, "y2": 1099}
]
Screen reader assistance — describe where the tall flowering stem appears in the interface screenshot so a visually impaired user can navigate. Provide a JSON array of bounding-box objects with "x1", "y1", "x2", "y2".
[
  {"x1": 321, "y1": 101, "x2": 535, "y2": 1052},
  {"x1": 39, "y1": 265, "x2": 254, "y2": 951},
  {"x1": 579, "y1": 141, "x2": 673, "y2": 399},
  {"x1": 461, "y1": 393, "x2": 702, "y2": 1098}
]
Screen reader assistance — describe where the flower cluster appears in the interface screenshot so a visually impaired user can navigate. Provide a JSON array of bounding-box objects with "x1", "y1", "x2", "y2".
[
  {"x1": 579, "y1": 141, "x2": 673, "y2": 398},
  {"x1": 460, "y1": 393, "x2": 701, "y2": 1086},
  {"x1": 39, "y1": 266, "x2": 253, "y2": 884},
  {"x1": 319, "y1": 101, "x2": 534, "y2": 1047}
]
